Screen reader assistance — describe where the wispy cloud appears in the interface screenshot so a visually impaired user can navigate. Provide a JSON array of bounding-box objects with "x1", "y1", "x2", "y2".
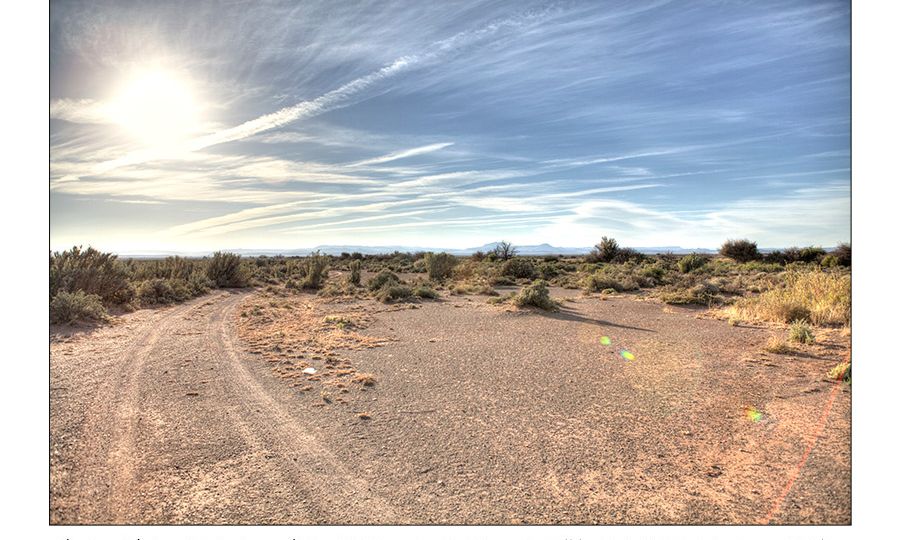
[
  {"x1": 351, "y1": 142, "x2": 454, "y2": 166},
  {"x1": 50, "y1": 0, "x2": 850, "y2": 251}
]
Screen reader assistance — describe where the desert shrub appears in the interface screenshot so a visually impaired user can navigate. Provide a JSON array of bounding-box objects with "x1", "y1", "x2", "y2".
[
  {"x1": 831, "y1": 243, "x2": 851, "y2": 267},
  {"x1": 720, "y1": 239, "x2": 760, "y2": 263},
  {"x1": 586, "y1": 236, "x2": 619, "y2": 263},
  {"x1": 424, "y1": 252, "x2": 457, "y2": 281},
  {"x1": 584, "y1": 273, "x2": 622, "y2": 292},
  {"x1": 820, "y1": 254, "x2": 838, "y2": 268},
  {"x1": 788, "y1": 320, "x2": 816, "y2": 344},
  {"x1": 188, "y1": 271, "x2": 214, "y2": 295},
  {"x1": 611, "y1": 247, "x2": 644, "y2": 264},
  {"x1": 50, "y1": 246, "x2": 134, "y2": 304},
  {"x1": 348, "y1": 259, "x2": 361, "y2": 286},
  {"x1": 501, "y1": 258, "x2": 536, "y2": 279},
  {"x1": 660, "y1": 282, "x2": 720, "y2": 305},
  {"x1": 298, "y1": 251, "x2": 329, "y2": 289},
  {"x1": 641, "y1": 264, "x2": 667, "y2": 281},
  {"x1": 135, "y1": 278, "x2": 186, "y2": 305},
  {"x1": 729, "y1": 270, "x2": 850, "y2": 326},
  {"x1": 739, "y1": 261, "x2": 783, "y2": 273},
  {"x1": 678, "y1": 253, "x2": 708, "y2": 273},
  {"x1": 367, "y1": 270, "x2": 401, "y2": 291},
  {"x1": 538, "y1": 262, "x2": 560, "y2": 280},
  {"x1": 471, "y1": 251, "x2": 486, "y2": 262},
  {"x1": 412, "y1": 285, "x2": 439, "y2": 299},
  {"x1": 50, "y1": 290, "x2": 108, "y2": 324},
  {"x1": 206, "y1": 252, "x2": 250, "y2": 287},
  {"x1": 798, "y1": 246, "x2": 827, "y2": 263},
  {"x1": 514, "y1": 280, "x2": 559, "y2": 311},
  {"x1": 492, "y1": 241, "x2": 517, "y2": 261},
  {"x1": 377, "y1": 285, "x2": 413, "y2": 303},
  {"x1": 490, "y1": 275, "x2": 516, "y2": 286}
]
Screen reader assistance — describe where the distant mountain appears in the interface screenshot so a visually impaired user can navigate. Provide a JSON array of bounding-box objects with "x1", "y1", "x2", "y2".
[{"x1": 114, "y1": 243, "x2": 741, "y2": 258}]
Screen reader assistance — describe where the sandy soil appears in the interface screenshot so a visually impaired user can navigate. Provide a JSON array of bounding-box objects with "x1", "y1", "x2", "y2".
[{"x1": 49, "y1": 287, "x2": 850, "y2": 524}]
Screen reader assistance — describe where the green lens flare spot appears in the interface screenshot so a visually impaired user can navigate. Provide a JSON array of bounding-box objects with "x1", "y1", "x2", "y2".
[
  {"x1": 600, "y1": 336, "x2": 611, "y2": 346},
  {"x1": 620, "y1": 350, "x2": 634, "y2": 361},
  {"x1": 745, "y1": 406, "x2": 763, "y2": 422}
]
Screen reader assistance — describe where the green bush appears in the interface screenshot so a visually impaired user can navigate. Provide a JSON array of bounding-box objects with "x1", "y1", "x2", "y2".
[
  {"x1": 831, "y1": 243, "x2": 851, "y2": 267},
  {"x1": 789, "y1": 319, "x2": 816, "y2": 344},
  {"x1": 500, "y1": 258, "x2": 536, "y2": 279},
  {"x1": 412, "y1": 285, "x2": 439, "y2": 299},
  {"x1": 50, "y1": 246, "x2": 134, "y2": 304},
  {"x1": 367, "y1": 270, "x2": 401, "y2": 291},
  {"x1": 720, "y1": 239, "x2": 760, "y2": 262},
  {"x1": 538, "y1": 262, "x2": 560, "y2": 280},
  {"x1": 424, "y1": 252, "x2": 457, "y2": 281},
  {"x1": 678, "y1": 253, "x2": 708, "y2": 273},
  {"x1": 299, "y1": 251, "x2": 329, "y2": 289},
  {"x1": 136, "y1": 278, "x2": 178, "y2": 305},
  {"x1": 348, "y1": 259, "x2": 361, "y2": 286},
  {"x1": 50, "y1": 290, "x2": 108, "y2": 324},
  {"x1": 376, "y1": 285, "x2": 413, "y2": 303},
  {"x1": 514, "y1": 280, "x2": 559, "y2": 311},
  {"x1": 206, "y1": 252, "x2": 250, "y2": 287},
  {"x1": 586, "y1": 236, "x2": 619, "y2": 263}
]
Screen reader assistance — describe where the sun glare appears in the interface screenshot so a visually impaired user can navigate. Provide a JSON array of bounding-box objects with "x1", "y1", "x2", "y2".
[{"x1": 110, "y1": 68, "x2": 200, "y2": 146}]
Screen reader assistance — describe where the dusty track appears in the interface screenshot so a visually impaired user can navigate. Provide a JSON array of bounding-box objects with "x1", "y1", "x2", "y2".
[{"x1": 50, "y1": 289, "x2": 850, "y2": 524}]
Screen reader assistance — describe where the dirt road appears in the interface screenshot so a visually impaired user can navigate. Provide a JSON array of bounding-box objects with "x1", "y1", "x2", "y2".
[{"x1": 50, "y1": 289, "x2": 850, "y2": 524}]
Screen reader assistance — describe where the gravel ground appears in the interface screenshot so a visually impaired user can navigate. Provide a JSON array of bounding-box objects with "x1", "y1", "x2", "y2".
[{"x1": 49, "y1": 287, "x2": 850, "y2": 524}]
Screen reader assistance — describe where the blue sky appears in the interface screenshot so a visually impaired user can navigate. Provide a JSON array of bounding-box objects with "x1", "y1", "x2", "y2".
[{"x1": 49, "y1": 0, "x2": 850, "y2": 252}]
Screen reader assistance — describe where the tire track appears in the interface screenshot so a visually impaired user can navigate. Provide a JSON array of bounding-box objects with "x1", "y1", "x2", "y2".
[{"x1": 206, "y1": 292, "x2": 402, "y2": 523}]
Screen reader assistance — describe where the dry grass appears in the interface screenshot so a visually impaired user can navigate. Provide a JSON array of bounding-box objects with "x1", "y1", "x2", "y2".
[
  {"x1": 236, "y1": 289, "x2": 391, "y2": 394},
  {"x1": 727, "y1": 270, "x2": 850, "y2": 326},
  {"x1": 763, "y1": 336, "x2": 793, "y2": 355}
]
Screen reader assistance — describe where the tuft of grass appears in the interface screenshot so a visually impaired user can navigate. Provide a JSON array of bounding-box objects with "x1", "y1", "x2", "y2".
[
  {"x1": 729, "y1": 270, "x2": 850, "y2": 326},
  {"x1": 514, "y1": 280, "x2": 559, "y2": 311},
  {"x1": 828, "y1": 360, "x2": 851, "y2": 383},
  {"x1": 412, "y1": 285, "x2": 439, "y2": 299},
  {"x1": 788, "y1": 319, "x2": 816, "y2": 344},
  {"x1": 763, "y1": 336, "x2": 793, "y2": 355},
  {"x1": 50, "y1": 290, "x2": 108, "y2": 324}
]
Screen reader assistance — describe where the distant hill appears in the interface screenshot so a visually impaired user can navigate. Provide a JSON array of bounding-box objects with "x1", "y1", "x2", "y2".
[{"x1": 111, "y1": 243, "x2": 742, "y2": 258}]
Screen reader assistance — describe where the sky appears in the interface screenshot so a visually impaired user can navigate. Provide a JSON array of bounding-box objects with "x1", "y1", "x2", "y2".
[{"x1": 49, "y1": 0, "x2": 850, "y2": 252}]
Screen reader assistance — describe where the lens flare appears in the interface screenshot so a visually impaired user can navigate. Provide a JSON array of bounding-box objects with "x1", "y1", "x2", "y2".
[
  {"x1": 745, "y1": 406, "x2": 763, "y2": 422},
  {"x1": 600, "y1": 336, "x2": 611, "y2": 346},
  {"x1": 620, "y1": 350, "x2": 634, "y2": 361}
]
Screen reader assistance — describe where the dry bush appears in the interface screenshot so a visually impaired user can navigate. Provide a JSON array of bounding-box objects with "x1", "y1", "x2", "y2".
[
  {"x1": 348, "y1": 259, "x2": 361, "y2": 286},
  {"x1": 763, "y1": 336, "x2": 793, "y2": 354},
  {"x1": 424, "y1": 252, "x2": 457, "y2": 281},
  {"x1": 514, "y1": 280, "x2": 559, "y2": 311},
  {"x1": 207, "y1": 252, "x2": 250, "y2": 287},
  {"x1": 50, "y1": 290, "x2": 108, "y2": 324},
  {"x1": 50, "y1": 246, "x2": 134, "y2": 304},
  {"x1": 729, "y1": 270, "x2": 850, "y2": 326},
  {"x1": 367, "y1": 270, "x2": 401, "y2": 291},
  {"x1": 720, "y1": 239, "x2": 760, "y2": 262}
]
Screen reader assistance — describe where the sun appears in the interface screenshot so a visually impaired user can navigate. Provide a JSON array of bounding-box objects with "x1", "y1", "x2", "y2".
[{"x1": 110, "y1": 68, "x2": 201, "y2": 146}]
